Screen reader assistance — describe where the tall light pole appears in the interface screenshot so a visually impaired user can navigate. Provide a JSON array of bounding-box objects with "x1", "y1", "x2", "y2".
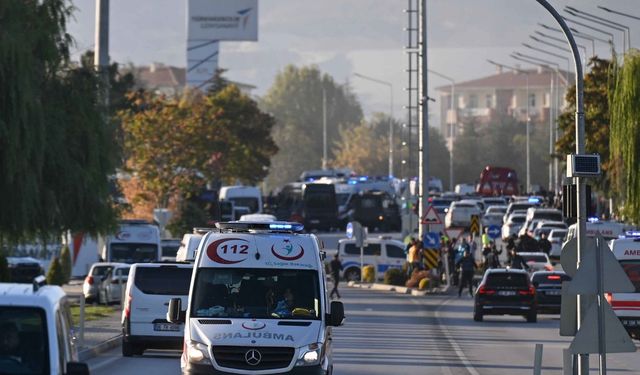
[
  {"x1": 95, "y1": 0, "x2": 110, "y2": 110},
  {"x1": 487, "y1": 59, "x2": 530, "y2": 193},
  {"x1": 353, "y1": 73, "x2": 394, "y2": 177},
  {"x1": 322, "y1": 87, "x2": 327, "y2": 170},
  {"x1": 535, "y1": 30, "x2": 594, "y2": 57},
  {"x1": 565, "y1": 6, "x2": 630, "y2": 52},
  {"x1": 598, "y1": 6, "x2": 640, "y2": 22},
  {"x1": 427, "y1": 69, "x2": 455, "y2": 191},
  {"x1": 418, "y1": 0, "x2": 429, "y2": 239}
]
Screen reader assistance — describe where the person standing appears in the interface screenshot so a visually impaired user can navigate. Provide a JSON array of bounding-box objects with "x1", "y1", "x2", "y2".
[
  {"x1": 330, "y1": 253, "x2": 343, "y2": 299},
  {"x1": 456, "y1": 249, "x2": 476, "y2": 297},
  {"x1": 538, "y1": 233, "x2": 552, "y2": 256},
  {"x1": 508, "y1": 249, "x2": 529, "y2": 271}
]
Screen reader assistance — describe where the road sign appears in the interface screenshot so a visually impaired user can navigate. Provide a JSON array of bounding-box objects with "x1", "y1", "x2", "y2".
[
  {"x1": 445, "y1": 228, "x2": 464, "y2": 240},
  {"x1": 346, "y1": 222, "x2": 354, "y2": 239},
  {"x1": 420, "y1": 205, "x2": 441, "y2": 225},
  {"x1": 469, "y1": 215, "x2": 480, "y2": 235},
  {"x1": 423, "y1": 248, "x2": 439, "y2": 270},
  {"x1": 423, "y1": 232, "x2": 440, "y2": 249},
  {"x1": 569, "y1": 300, "x2": 636, "y2": 354},
  {"x1": 487, "y1": 225, "x2": 500, "y2": 239}
]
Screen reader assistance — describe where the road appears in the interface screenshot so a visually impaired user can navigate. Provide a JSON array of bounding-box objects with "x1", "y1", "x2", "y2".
[{"x1": 85, "y1": 286, "x2": 640, "y2": 375}]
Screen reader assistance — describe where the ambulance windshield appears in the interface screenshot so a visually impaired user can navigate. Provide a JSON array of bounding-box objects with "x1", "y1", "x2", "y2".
[{"x1": 191, "y1": 268, "x2": 321, "y2": 320}]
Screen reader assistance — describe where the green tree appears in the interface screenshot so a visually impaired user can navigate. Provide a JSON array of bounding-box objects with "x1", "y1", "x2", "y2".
[
  {"x1": 166, "y1": 200, "x2": 210, "y2": 238},
  {"x1": 60, "y1": 245, "x2": 72, "y2": 284},
  {"x1": 261, "y1": 65, "x2": 363, "y2": 189},
  {"x1": 331, "y1": 121, "x2": 390, "y2": 176},
  {"x1": 46, "y1": 257, "x2": 65, "y2": 286},
  {"x1": 610, "y1": 51, "x2": 640, "y2": 223}
]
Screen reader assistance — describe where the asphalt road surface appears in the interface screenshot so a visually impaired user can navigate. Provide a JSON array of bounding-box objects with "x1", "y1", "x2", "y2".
[{"x1": 85, "y1": 285, "x2": 640, "y2": 375}]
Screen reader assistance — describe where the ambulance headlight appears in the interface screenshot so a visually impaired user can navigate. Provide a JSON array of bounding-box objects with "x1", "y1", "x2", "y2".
[
  {"x1": 186, "y1": 340, "x2": 210, "y2": 364},
  {"x1": 296, "y1": 343, "x2": 322, "y2": 366}
]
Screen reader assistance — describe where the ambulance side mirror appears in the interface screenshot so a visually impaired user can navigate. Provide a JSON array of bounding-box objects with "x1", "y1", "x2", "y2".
[
  {"x1": 328, "y1": 301, "x2": 345, "y2": 327},
  {"x1": 167, "y1": 298, "x2": 184, "y2": 324}
]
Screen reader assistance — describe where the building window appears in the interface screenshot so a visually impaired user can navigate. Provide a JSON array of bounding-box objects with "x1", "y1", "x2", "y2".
[
  {"x1": 469, "y1": 94, "x2": 478, "y2": 108},
  {"x1": 529, "y1": 93, "x2": 536, "y2": 107},
  {"x1": 485, "y1": 94, "x2": 493, "y2": 108}
]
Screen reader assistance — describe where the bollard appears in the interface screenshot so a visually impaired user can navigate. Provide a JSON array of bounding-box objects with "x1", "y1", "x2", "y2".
[
  {"x1": 533, "y1": 343, "x2": 543, "y2": 375},
  {"x1": 79, "y1": 294, "x2": 85, "y2": 348}
]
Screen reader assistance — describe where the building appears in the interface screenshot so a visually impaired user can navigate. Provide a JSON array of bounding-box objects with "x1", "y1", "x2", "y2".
[
  {"x1": 435, "y1": 66, "x2": 572, "y2": 144},
  {"x1": 125, "y1": 63, "x2": 256, "y2": 97}
]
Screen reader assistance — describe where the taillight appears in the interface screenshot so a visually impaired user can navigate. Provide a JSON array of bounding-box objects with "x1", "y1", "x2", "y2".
[
  {"x1": 477, "y1": 285, "x2": 495, "y2": 295},
  {"x1": 85, "y1": 276, "x2": 94, "y2": 285},
  {"x1": 519, "y1": 286, "x2": 536, "y2": 296},
  {"x1": 548, "y1": 275, "x2": 561, "y2": 280},
  {"x1": 124, "y1": 294, "x2": 132, "y2": 318}
]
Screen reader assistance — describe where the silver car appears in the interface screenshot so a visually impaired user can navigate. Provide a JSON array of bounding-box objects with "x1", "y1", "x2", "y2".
[
  {"x1": 83, "y1": 262, "x2": 127, "y2": 303},
  {"x1": 97, "y1": 264, "x2": 131, "y2": 304}
]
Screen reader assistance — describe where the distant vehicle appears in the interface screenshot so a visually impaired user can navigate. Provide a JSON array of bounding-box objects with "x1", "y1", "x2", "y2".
[
  {"x1": 444, "y1": 200, "x2": 482, "y2": 228},
  {"x1": 482, "y1": 197, "x2": 507, "y2": 207},
  {"x1": 83, "y1": 262, "x2": 127, "y2": 303},
  {"x1": 7, "y1": 257, "x2": 44, "y2": 283},
  {"x1": 273, "y1": 182, "x2": 303, "y2": 221},
  {"x1": 531, "y1": 271, "x2": 571, "y2": 314},
  {"x1": 608, "y1": 235, "x2": 640, "y2": 339},
  {"x1": 548, "y1": 229, "x2": 568, "y2": 262},
  {"x1": 474, "y1": 268, "x2": 537, "y2": 322},
  {"x1": 175, "y1": 233, "x2": 203, "y2": 262},
  {"x1": 239, "y1": 213, "x2": 277, "y2": 222},
  {"x1": 525, "y1": 207, "x2": 563, "y2": 223},
  {"x1": 347, "y1": 190, "x2": 401, "y2": 232},
  {"x1": 565, "y1": 220, "x2": 636, "y2": 243},
  {"x1": 219, "y1": 186, "x2": 263, "y2": 215},
  {"x1": 502, "y1": 213, "x2": 527, "y2": 240},
  {"x1": 121, "y1": 263, "x2": 193, "y2": 356},
  {"x1": 535, "y1": 221, "x2": 567, "y2": 231},
  {"x1": 476, "y1": 166, "x2": 519, "y2": 197},
  {"x1": 429, "y1": 177, "x2": 444, "y2": 193},
  {"x1": 337, "y1": 237, "x2": 406, "y2": 281},
  {"x1": 430, "y1": 197, "x2": 456, "y2": 216},
  {"x1": 518, "y1": 252, "x2": 553, "y2": 273},
  {"x1": 161, "y1": 239, "x2": 181, "y2": 261},
  {"x1": 101, "y1": 221, "x2": 161, "y2": 264},
  {"x1": 482, "y1": 212, "x2": 504, "y2": 228},
  {"x1": 97, "y1": 264, "x2": 130, "y2": 305},
  {"x1": 518, "y1": 219, "x2": 543, "y2": 237},
  {"x1": 454, "y1": 183, "x2": 476, "y2": 195},
  {"x1": 503, "y1": 201, "x2": 535, "y2": 224},
  {"x1": 485, "y1": 205, "x2": 507, "y2": 216},
  {"x1": 65, "y1": 232, "x2": 100, "y2": 277},
  {"x1": 302, "y1": 183, "x2": 338, "y2": 231},
  {"x1": 0, "y1": 279, "x2": 90, "y2": 375},
  {"x1": 300, "y1": 168, "x2": 353, "y2": 182}
]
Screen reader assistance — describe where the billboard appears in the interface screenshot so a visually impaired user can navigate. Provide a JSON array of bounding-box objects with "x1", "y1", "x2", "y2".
[
  {"x1": 187, "y1": 0, "x2": 258, "y2": 41},
  {"x1": 187, "y1": 40, "x2": 220, "y2": 89}
]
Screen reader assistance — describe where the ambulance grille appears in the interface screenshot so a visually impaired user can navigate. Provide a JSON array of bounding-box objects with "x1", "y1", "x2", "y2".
[
  {"x1": 198, "y1": 319, "x2": 232, "y2": 325},
  {"x1": 212, "y1": 346, "x2": 294, "y2": 370}
]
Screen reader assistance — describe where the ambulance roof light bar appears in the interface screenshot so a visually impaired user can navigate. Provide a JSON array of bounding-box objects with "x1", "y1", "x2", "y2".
[{"x1": 215, "y1": 221, "x2": 305, "y2": 233}]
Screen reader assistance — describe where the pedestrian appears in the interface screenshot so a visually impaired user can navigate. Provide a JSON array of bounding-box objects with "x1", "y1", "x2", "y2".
[
  {"x1": 411, "y1": 240, "x2": 423, "y2": 272},
  {"x1": 488, "y1": 242, "x2": 502, "y2": 269},
  {"x1": 538, "y1": 233, "x2": 552, "y2": 256},
  {"x1": 448, "y1": 238, "x2": 458, "y2": 286},
  {"x1": 481, "y1": 227, "x2": 491, "y2": 251},
  {"x1": 329, "y1": 253, "x2": 343, "y2": 299},
  {"x1": 406, "y1": 238, "x2": 416, "y2": 276},
  {"x1": 456, "y1": 249, "x2": 476, "y2": 297},
  {"x1": 508, "y1": 249, "x2": 529, "y2": 271}
]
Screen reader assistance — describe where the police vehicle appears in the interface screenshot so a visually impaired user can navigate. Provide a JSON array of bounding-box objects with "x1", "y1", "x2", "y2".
[
  {"x1": 336, "y1": 237, "x2": 406, "y2": 282},
  {"x1": 166, "y1": 221, "x2": 345, "y2": 375},
  {"x1": 0, "y1": 277, "x2": 90, "y2": 374}
]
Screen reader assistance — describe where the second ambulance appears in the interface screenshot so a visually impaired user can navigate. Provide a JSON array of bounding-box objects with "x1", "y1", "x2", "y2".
[{"x1": 609, "y1": 233, "x2": 640, "y2": 339}]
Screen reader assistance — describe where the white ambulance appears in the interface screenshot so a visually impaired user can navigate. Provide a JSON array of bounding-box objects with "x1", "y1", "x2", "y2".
[
  {"x1": 101, "y1": 220, "x2": 161, "y2": 264},
  {"x1": 608, "y1": 234, "x2": 640, "y2": 339},
  {"x1": 167, "y1": 221, "x2": 344, "y2": 375}
]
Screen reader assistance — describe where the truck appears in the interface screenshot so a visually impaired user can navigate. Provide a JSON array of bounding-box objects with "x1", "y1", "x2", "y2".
[
  {"x1": 302, "y1": 182, "x2": 338, "y2": 231},
  {"x1": 476, "y1": 166, "x2": 519, "y2": 196}
]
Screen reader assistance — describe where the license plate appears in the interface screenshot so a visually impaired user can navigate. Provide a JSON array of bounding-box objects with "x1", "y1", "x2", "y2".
[
  {"x1": 546, "y1": 290, "x2": 561, "y2": 296},
  {"x1": 154, "y1": 323, "x2": 180, "y2": 332},
  {"x1": 498, "y1": 291, "x2": 516, "y2": 296}
]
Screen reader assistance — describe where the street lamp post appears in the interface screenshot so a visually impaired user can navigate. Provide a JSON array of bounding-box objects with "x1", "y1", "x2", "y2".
[
  {"x1": 487, "y1": 59, "x2": 530, "y2": 194},
  {"x1": 353, "y1": 73, "x2": 394, "y2": 177},
  {"x1": 427, "y1": 69, "x2": 455, "y2": 191},
  {"x1": 565, "y1": 6, "x2": 631, "y2": 52}
]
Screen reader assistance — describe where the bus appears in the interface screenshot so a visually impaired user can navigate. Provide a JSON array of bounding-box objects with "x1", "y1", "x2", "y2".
[{"x1": 476, "y1": 166, "x2": 519, "y2": 197}]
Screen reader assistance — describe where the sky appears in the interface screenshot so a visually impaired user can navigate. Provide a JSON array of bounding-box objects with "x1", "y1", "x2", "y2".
[{"x1": 67, "y1": 0, "x2": 640, "y2": 121}]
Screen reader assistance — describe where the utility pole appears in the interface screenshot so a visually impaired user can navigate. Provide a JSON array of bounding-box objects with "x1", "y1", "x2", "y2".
[
  {"x1": 418, "y1": 0, "x2": 429, "y2": 239},
  {"x1": 322, "y1": 87, "x2": 327, "y2": 170},
  {"x1": 95, "y1": 0, "x2": 110, "y2": 110}
]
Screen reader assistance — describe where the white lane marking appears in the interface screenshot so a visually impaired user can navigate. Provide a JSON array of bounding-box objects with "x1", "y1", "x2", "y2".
[
  {"x1": 410, "y1": 298, "x2": 453, "y2": 375},
  {"x1": 89, "y1": 354, "x2": 120, "y2": 372},
  {"x1": 434, "y1": 297, "x2": 481, "y2": 375}
]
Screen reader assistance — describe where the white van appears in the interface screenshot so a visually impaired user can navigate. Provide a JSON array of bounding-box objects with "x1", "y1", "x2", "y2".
[
  {"x1": 564, "y1": 220, "x2": 636, "y2": 243},
  {"x1": 337, "y1": 237, "x2": 407, "y2": 281},
  {"x1": 608, "y1": 236, "x2": 640, "y2": 339},
  {"x1": 176, "y1": 233, "x2": 204, "y2": 262},
  {"x1": 101, "y1": 220, "x2": 161, "y2": 264},
  {"x1": 166, "y1": 221, "x2": 344, "y2": 375},
  {"x1": 122, "y1": 263, "x2": 193, "y2": 356},
  {"x1": 219, "y1": 186, "x2": 263, "y2": 215}
]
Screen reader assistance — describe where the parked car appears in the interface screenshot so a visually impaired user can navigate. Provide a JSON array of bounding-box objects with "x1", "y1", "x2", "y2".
[
  {"x1": 337, "y1": 237, "x2": 407, "y2": 281},
  {"x1": 548, "y1": 229, "x2": 568, "y2": 262},
  {"x1": 122, "y1": 263, "x2": 193, "y2": 356},
  {"x1": 7, "y1": 257, "x2": 44, "y2": 283},
  {"x1": 474, "y1": 268, "x2": 537, "y2": 322},
  {"x1": 83, "y1": 262, "x2": 127, "y2": 303},
  {"x1": 518, "y1": 252, "x2": 553, "y2": 273},
  {"x1": 502, "y1": 213, "x2": 527, "y2": 240},
  {"x1": 531, "y1": 271, "x2": 571, "y2": 314},
  {"x1": 445, "y1": 200, "x2": 482, "y2": 228},
  {"x1": 97, "y1": 264, "x2": 131, "y2": 304}
]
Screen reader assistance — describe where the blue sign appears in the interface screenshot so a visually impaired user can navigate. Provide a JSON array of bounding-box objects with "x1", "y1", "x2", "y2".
[
  {"x1": 423, "y1": 232, "x2": 440, "y2": 248},
  {"x1": 487, "y1": 225, "x2": 501, "y2": 239},
  {"x1": 346, "y1": 222, "x2": 354, "y2": 239}
]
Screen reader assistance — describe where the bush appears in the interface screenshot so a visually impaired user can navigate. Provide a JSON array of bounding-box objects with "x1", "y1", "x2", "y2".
[
  {"x1": 418, "y1": 277, "x2": 430, "y2": 290},
  {"x1": 384, "y1": 268, "x2": 407, "y2": 286},
  {"x1": 362, "y1": 265, "x2": 375, "y2": 283},
  {"x1": 60, "y1": 245, "x2": 72, "y2": 284},
  {"x1": 405, "y1": 270, "x2": 429, "y2": 288},
  {"x1": 46, "y1": 257, "x2": 65, "y2": 286},
  {"x1": 0, "y1": 251, "x2": 9, "y2": 282}
]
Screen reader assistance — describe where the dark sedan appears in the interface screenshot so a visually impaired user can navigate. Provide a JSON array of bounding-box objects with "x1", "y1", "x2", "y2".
[
  {"x1": 531, "y1": 271, "x2": 571, "y2": 314},
  {"x1": 474, "y1": 268, "x2": 537, "y2": 322}
]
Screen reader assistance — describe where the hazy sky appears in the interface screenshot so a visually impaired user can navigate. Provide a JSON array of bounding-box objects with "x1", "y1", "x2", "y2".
[{"x1": 67, "y1": 0, "x2": 639, "y2": 120}]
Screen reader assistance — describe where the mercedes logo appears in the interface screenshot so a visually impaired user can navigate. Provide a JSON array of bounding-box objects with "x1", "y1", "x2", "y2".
[{"x1": 245, "y1": 349, "x2": 262, "y2": 366}]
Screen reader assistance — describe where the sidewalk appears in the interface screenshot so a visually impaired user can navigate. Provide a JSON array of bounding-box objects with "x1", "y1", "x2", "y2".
[
  {"x1": 77, "y1": 307, "x2": 122, "y2": 361},
  {"x1": 347, "y1": 280, "x2": 451, "y2": 296}
]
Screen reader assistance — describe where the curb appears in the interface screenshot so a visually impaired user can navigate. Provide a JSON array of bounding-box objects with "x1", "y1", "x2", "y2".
[
  {"x1": 78, "y1": 334, "x2": 122, "y2": 362},
  {"x1": 348, "y1": 281, "x2": 450, "y2": 296}
]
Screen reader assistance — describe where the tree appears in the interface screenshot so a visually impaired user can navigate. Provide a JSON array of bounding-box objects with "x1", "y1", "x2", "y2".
[
  {"x1": 0, "y1": 251, "x2": 9, "y2": 282},
  {"x1": 60, "y1": 245, "x2": 72, "y2": 284},
  {"x1": 610, "y1": 51, "x2": 640, "y2": 223},
  {"x1": 46, "y1": 257, "x2": 65, "y2": 286},
  {"x1": 0, "y1": 0, "x2": 120, "y2": 241},
  {"x1": 261, "y1": 65, "x2": 363, "y2": 189},
  {"x1": 331, "y1": 120, "x2": 390, "y2": 176}
]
